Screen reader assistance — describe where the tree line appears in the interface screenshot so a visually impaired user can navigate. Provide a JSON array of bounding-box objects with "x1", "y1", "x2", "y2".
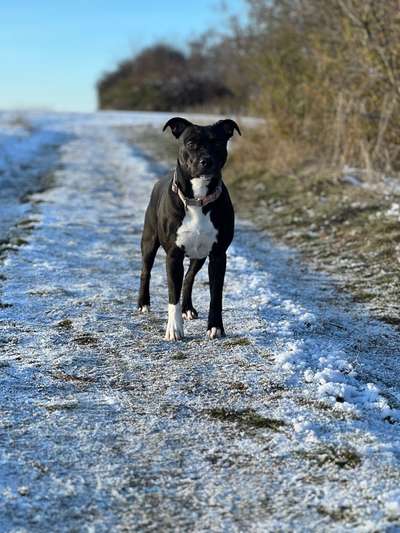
[{"x1": 97, "y1": 0, "x2": 400, "y2": 174}]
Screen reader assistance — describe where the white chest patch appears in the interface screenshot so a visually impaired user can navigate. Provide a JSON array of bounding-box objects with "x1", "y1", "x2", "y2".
[{"x1": 176, "y1": 206, "x2": 218, "y2": 259}]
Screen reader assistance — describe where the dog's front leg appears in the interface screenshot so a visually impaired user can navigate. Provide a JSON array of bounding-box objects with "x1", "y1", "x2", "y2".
[
  {"x1": 207, "y1": 250, "x2": 226, "y2": 339},
  {"x1": 182, "y1": 257, "x2": 206, "y2": 320},
  {"x1": 165, "y1": 247, "x2": 185, "y2": 341}
]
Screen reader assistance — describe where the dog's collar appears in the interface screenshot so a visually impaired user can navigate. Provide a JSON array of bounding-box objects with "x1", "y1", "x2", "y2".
[{"x1": 172, "y1": 170, "x2": 222, "y2": 209}]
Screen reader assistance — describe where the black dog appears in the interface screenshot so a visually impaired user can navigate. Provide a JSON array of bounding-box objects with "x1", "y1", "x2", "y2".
[{"x1": 138, "y1": 117, "x2": 240, "y2": 340}]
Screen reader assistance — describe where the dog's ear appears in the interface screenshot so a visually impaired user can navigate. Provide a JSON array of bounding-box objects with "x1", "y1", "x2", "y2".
[
  {"x1": 163, "y1": 117, "x2": 193, "y2": 139},
  {"x1": 214, "y1": 119, "x2": 241, "y2": 139}
]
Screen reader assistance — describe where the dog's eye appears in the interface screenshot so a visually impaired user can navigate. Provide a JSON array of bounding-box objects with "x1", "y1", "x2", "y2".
[{"x1": 186, "y1": 141, "x2": 197, "y2": 150}]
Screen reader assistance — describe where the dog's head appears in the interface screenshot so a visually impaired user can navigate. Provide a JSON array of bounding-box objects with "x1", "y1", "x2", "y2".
[{"x1": 163, "y1": 117, "x2": 241, "y2": 182}]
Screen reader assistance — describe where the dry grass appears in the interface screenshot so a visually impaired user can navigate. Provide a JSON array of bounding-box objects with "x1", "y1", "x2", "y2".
[
  {"x1": 225, "y1": 127, "x2": 400, "y2": 327},
  {"x1": 207, "y1": 407, "x2": 286, "y2": 431}
]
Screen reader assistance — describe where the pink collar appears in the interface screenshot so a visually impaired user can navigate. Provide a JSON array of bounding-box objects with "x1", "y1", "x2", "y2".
[{"x1": 172, "y1": 171, "x2": 222, "y2": 209}]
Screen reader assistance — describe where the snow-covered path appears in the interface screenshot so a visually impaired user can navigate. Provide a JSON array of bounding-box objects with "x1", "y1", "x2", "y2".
[{"x1": 1, "y1": 112, "x2": 400, "y2": 532}]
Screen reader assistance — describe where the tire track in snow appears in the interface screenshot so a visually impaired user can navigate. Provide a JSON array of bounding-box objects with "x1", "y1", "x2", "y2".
[{"x1": 1, "y1": 112, "x2": 400, "y2": 531}]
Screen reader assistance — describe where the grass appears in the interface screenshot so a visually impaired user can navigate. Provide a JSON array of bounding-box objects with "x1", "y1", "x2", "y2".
[
  {"x1": 296, "y1": 396, "x2": 361, "y2": 421},
  {"x1": 207, "y1": 407, "x2": 286, "y2": 431},
  {"x1": 317, "y1": 503, "x2": 356, "y2": 522},
  {"x1": 223, "y1": 337, "x2": 251, "y2": 347},
  {"x1": 228, "y1": 382, "x2": 248, "y2": 392},
  {"x1": 56, "y1": 319, "x2": 73, "y2": 329},
  {"x1": 0, "y1": 235, "x2": 30, "y2": 258},
  {"x1": 43, "y1": 401, "x2": 78, "y2": 412},
  {"x1": 295, "y1": 444, "x2": 362, "y2": 469},
  {"x1": 20, "y1": 171, "x2": 57, "y2": 203},
  {"x1": 51, "y1": 371, "x2": 95, "y2": 384},
  {"x1": 171, "y1": 351, "x2": 187, "y2": 360},
  {"x1": 225, "y1": 130, "x2": 400, "y2": 325},
  {"x1": 73, "y1": 333, "x2": 98, "y2": 346}
]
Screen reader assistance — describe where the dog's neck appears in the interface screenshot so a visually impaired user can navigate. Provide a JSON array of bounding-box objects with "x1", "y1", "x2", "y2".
[{"x1": 175, "y1": 161, "x2": 221, "y2": 199}]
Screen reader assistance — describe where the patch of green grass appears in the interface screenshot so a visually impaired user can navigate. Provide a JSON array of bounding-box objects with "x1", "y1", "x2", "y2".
[
  {"x1": 297, "y1": 396, "x2": 360, "y2": 420},
  {"x1": 171, "y1": 351, "x2": 187, "y2": 360},
  {"x1": 207, "y1": 407, "x2": 286, "y2": 431},
  {"x1": 73, "y1": 333, "x2": 98, "y2": 346},
  {"x1": 382, "y1": 316, "x2": 400, "y2": 326},
  {"x1": 224, "y1": 337, "x2": 251, "y2": 347},
  {"x1": 52, "y1": 371, "x2": 95, "y2": 383},
  {"x1": 43, "y1": 402, "x2": 78, "y2": 412},
  {"x1": 317, "y1": 503, "x2": 356, "y2": 522},
  {"x1": 229, "y1": 382, "x2": 248, "y2": 392},
  {"x1": 295, "y1": 444, "x2": 361, "y2": 469},
  {"x1": 14, "y1": 238, "x2": 28, "y2": 246},
  {"x1": 16, "y1": 218, "x2": 37, "y2": 228},
  {"x1": 56, "y1": 319, "x2": 73, "y2": 329}
]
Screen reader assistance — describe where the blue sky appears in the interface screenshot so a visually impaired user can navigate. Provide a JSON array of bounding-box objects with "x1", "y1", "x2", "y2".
[{"x1": 0, "y1": 0, "x2": 246, "y2": 112}]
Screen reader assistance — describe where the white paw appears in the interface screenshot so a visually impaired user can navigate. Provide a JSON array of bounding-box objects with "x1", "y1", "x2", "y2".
[
  {"x1": 182, "y1": 310, "x2": 196, "y2": 320},
  {"x1": 138, "y1": 305, "x2": 150, "y2": 314},
  {"x1": 207, "y1": 327, "x2": 223, "y2": 339},
  {"x1": 165, "y1": 303, "x2": 184, "y2": 341}
]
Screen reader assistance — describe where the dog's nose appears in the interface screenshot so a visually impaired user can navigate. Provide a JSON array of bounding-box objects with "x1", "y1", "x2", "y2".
[{"x1": 199, "y1": 157, "x2": 212, "y2": 169}]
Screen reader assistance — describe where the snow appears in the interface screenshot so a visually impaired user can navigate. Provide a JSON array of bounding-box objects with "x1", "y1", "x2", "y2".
[
  {"x1": 385, "y1": 490, "x2": 400, "y2": 520},
  {"x1": 0, "y1": 111, "x2": 66, "y2": 244},
  {"x1": 1, "y1": 111, "x2": 400, "y2": 531},
  {"x1": 340, "y1": 164, "x2": 400, "y2": 197},
  {"x1": 340, "y1": 166, "x2": 364, "y2": 187},
  {"x1": 386, "y1": 202, "x2": 400, "y2": 219}
]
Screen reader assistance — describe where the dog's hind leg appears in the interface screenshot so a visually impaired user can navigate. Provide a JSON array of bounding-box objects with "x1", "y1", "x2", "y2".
[
  {"x1": 182, "y1": 257, "x2": 206, "y2": 320},
  {"x1": 138, "y1": 230, "x2": 159, "y2": 313}
]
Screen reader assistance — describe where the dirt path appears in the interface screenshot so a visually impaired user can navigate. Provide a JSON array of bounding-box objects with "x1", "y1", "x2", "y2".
[{"x1": 1, "y1": 112, "x2": 400, "y2": 532}]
